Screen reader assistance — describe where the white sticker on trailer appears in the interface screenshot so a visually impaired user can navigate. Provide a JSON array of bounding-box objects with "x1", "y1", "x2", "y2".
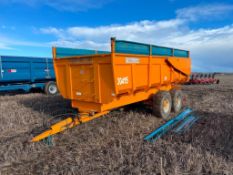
[
  {"x1": 76, "y1": 92, "x2": 82, "y2": 96},
  {"x1": 125, "y1": 57, "x2": 140, "y2": 64},
  {"x1": 9, "y1": 69, "x2": 17, "y2": 73},
  {"x1": 117, "y1": 77, "x2": 129, "y2": 85}
]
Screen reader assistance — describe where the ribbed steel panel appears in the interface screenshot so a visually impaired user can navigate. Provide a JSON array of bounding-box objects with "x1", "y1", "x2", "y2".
[
  {"x1": 55, "y1": 47, "x2": 110, "y2": 58},
  {"x1": 115, "y1": 40, "x2": 189, "y2": 58},
  {"x1": 0, "y1": 55, "x2": 55, "y2": 84}
]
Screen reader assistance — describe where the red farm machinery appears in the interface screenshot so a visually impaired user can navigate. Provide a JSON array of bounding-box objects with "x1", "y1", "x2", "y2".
[{"x1": 188, "y1": 73, "x2": 220, "y2": 85}]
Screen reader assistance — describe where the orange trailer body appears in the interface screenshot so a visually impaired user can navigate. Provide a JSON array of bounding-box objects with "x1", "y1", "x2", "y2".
[
  {"x1": 31, "y1": 38, "x2": 191, "y2": 142},
  {"x1": 53, "y1": 39, "x2": 191, "y2": 114}
]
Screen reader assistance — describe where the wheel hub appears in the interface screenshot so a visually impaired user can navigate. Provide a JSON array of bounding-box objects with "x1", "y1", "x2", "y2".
[
  {"x1": 163, "y1": 99, "x2": 170, "y2": 113},
  {"x1": 175, "y1": 97, "x2": 181, "y2": 108},
  {"x1": 49, "y1": 85, "x2": 57, "y2": 94}
]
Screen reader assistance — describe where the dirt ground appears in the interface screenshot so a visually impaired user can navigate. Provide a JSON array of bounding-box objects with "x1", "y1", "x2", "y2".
[{"x1": 0, "y1": 75, "x2": 232, "y2": 175}]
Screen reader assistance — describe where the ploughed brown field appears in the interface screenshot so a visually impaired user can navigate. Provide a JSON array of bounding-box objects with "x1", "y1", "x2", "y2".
[{"x1": 0, "y1": 75, "x2": 232, "y2": 175}]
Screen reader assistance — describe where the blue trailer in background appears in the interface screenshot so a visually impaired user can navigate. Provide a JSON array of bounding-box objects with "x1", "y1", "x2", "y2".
[{"x1": 0, "y1": 55, "x2": 58, "y2": 95}]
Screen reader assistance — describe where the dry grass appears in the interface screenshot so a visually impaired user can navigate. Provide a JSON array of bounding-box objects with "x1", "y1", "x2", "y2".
[{"x1": 0, "y1": 75, "x2": 233, "y2": 175}]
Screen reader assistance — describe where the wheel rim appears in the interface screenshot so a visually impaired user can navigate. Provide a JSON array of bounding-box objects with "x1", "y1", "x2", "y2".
[
  {"x1": 162, "y1": 98, "x2": 170, "y2": 114},
  {"x1": 175, "y1": 96, "x2": 182, "y2": 110},
  {"x1": 49, "y1": 84, "x2": 57, "y2": 94}
]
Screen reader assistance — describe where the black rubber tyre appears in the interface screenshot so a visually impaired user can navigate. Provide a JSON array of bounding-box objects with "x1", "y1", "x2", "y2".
[
  {"x1": 44, "y1": 81, "x2": 58, "y2": 95},
  {"x1": 153, "y1": 91, "x2": 172, "y2": 120},
  {"x1": 171, "y1": 90, "x2": 183, "y2": 113}
]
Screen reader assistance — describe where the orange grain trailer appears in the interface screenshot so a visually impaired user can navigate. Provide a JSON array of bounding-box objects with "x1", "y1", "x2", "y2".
[{"x1": 32, "y1": 38, "x2": 191, "y2": 142}]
